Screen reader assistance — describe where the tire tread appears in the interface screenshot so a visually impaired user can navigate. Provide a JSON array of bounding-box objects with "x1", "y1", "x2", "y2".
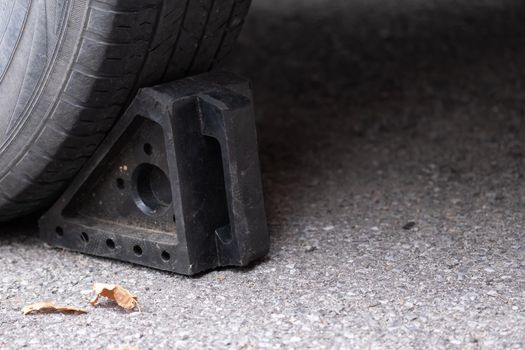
[{"x1": 0, "y1": 0, "x2": 251, "y2": 220}]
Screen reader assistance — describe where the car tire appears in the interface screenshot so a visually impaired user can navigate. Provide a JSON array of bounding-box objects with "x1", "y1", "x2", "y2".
[{"x1": 0, "y1": 0, "x2": 251, "y2": 221}]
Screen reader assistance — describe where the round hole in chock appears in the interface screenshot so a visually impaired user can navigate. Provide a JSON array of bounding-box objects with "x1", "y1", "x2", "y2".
[
  {"x1": 116, "y1": 178, "x2": 125, "y2": 189},
  {"x1": 81, "y1": 232, "x2": 89, "y2": 243},
  {"x1": 106, "y1": 239, "x2": 116, "y2": 250},
  {"x1": 143, "y1": 143, "x2": 153, "y2": 155},
  {"x1": 55, "y1": 226, "x2": 64, "y2": 237},
  {"x1": 133, "y1": 245, "x2": 143, "y2": 256},
  {"x1": 132, "y1": 164, "x2": 172, "y2": 216},
  {"x1": 161, "y1": 251, "x2": 170, "y2": 261}
]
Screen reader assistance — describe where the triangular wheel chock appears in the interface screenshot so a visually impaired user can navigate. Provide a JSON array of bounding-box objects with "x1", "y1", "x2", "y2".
[{"x1": 39, "y1": 72, "x2": 269, "y2": 276}]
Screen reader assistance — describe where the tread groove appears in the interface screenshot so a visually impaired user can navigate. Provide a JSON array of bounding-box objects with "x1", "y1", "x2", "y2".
[{"x1": 160, "y1": 0, "x2": 190, "y2": 81}]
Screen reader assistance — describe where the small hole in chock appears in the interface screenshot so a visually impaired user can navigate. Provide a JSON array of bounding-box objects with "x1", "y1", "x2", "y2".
[
  {"x1": 132, "y1": 164, "x2": 172, "y2": 216},
  {"x1": 55, "y1": 226, "x2": 64, "y2": 237},
  {"x1": 106, "y1": 239, "x2": 116, "y2": 250},
  {"x1": 81, "y1": 232, "x2": 89, "y2": 243},
  {"x1": 133, "y1": 245, "x2": 143, "y2": 256},
  {"x1": 161, "y1": 251, "x2": 170, "y2": 261},
  {"x1": 116, "y1": 178, "x2": 125, "y2": 189},
  {"x1": 143, "y1": 143, "x2": 153, "y2": 155}
]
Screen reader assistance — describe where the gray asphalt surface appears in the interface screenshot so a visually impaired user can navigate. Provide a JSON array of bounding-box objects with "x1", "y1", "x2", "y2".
[{"x1": 1, "y1": 0, "x2": 525, "y2": 349}]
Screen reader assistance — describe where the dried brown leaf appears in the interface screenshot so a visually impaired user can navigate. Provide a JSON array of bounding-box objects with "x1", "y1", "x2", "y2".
[
  {"x1": 22, "y1": 301, "x2": 87, "y2": 315},
  {"x1": 90, "y1": 283, "x2": 140, "y2": 311}
]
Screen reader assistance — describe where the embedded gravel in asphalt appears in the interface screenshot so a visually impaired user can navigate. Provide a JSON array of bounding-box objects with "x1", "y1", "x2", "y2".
[{"x1": 1, "y1": 0, "x2": 525, "y2": 349}]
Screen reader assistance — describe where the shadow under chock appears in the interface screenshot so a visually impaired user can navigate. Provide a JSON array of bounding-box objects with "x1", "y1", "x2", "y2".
[{"x1": 223, "y1": 0, "x2": 525, "y2": 237}]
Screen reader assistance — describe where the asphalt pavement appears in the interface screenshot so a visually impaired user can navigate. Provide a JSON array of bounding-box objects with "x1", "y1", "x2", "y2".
[{"x1": 1, "y1": 0, "x2": 524, "y2": 349}]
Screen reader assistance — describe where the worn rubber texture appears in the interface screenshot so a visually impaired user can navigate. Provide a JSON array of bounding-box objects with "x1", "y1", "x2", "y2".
[{"x1": 0, "y1": 0, "x2": 251, "y2": 221}]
